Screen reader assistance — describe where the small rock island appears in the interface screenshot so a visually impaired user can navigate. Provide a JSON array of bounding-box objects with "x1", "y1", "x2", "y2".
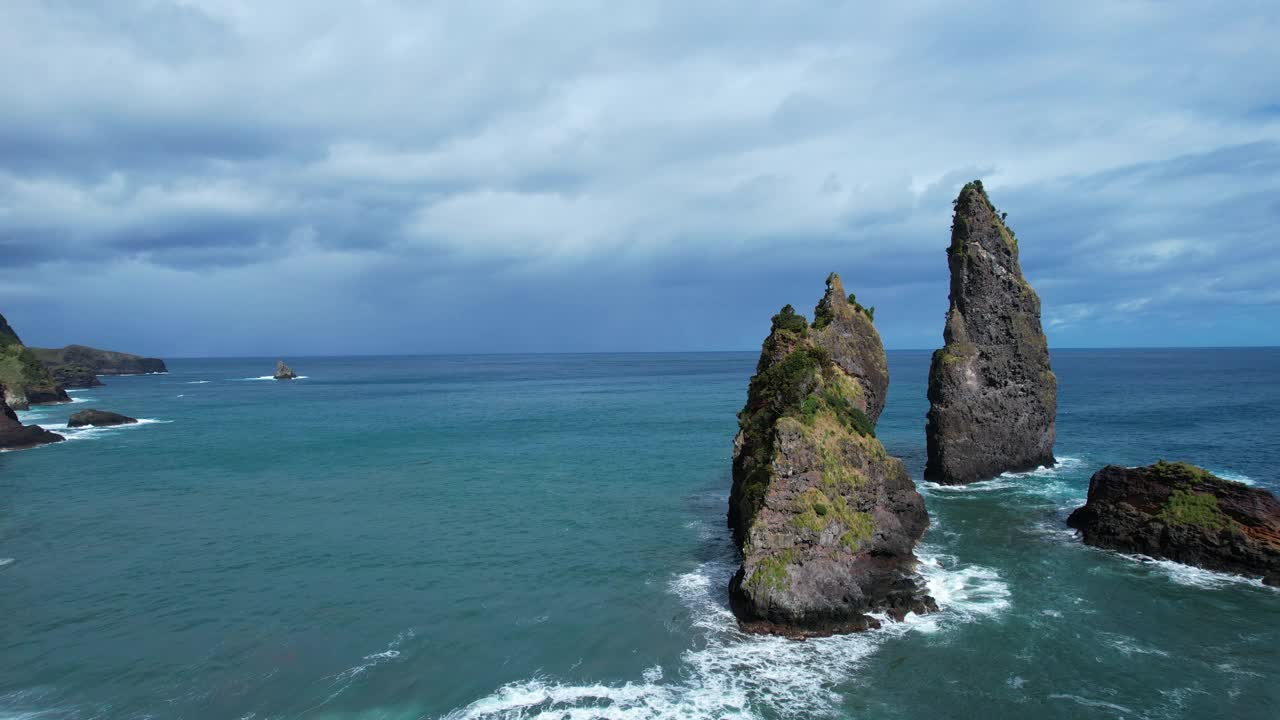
[
  {"x1": 925, "y1": 180, "x2": 1056, "y2": 485},
  {"x1": 728, "y1": 274, "x2": 934, "y2": 636},
  {"x1": 68, "y1": 409, "x2": 139, "y2": 428},
  {"x1": 1068, "y1": 461, "x2": 1280, "y2": 585},
  {"x1": 274, "y1": 361, "x2": 297, "y2": 380},
  {"x1": 0, "y1": 386, "x2": 64, "y2": 451}
]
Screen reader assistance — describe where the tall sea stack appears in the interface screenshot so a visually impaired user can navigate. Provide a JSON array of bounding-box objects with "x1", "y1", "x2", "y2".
[
  {"x1": 924, "y1": 181, "x2": 1056, "y2": 485},
  {"x1": 728, "y1": 274, "x2": 934, "y2": 636}
]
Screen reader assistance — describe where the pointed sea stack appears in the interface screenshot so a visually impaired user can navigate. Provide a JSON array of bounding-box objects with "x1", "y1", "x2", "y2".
[
  {"x1": 274, "y1": 361, "x2": 297, "y2": 380},
  {"x1": 1068, "y1": 461, "x2": 1280, "y2": 586},
  {"x1": 0, "y1": 385, "x2": 64, "y2": 451},
  {"x1": 728, "y1": 274, "x2": 934, "y2": 637},
  {"x1": 924, "y1": 181, "x2": 1056, "y2": 485}
]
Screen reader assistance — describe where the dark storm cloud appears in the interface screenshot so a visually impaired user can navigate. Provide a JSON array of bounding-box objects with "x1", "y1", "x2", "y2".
[{"x1": 1, "y1": 0, "x2": 1278, "y2": 354}]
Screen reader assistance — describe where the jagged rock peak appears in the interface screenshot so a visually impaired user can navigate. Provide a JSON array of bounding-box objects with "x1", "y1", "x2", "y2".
[
  {"x1": 728, "y1": 276, "x2": 932, "y2": 637},
  {"x1": 274, "y1": 361, "x2": 297, "y2": 380},
  {"x1": 811, "y1": 273, "x2": 887, "y2": 425},
  {"x1": 925, "y1": 180, "x2": 1056, "y2": 485}
]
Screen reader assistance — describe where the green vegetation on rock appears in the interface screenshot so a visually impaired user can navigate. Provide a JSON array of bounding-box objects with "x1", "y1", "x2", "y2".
[
  {"x1": 1158, "y1": 488, "x2": 1236, "y2": 531},
  {"x1": 771, "y1": 304, "x2": 810, "y2": 335},
  {"x1": 1150, "y1": 460, "x2": 1220, "y2": 484},
  {"x1": 746, "y1": 549, "x2": 797, "y2": 592}
]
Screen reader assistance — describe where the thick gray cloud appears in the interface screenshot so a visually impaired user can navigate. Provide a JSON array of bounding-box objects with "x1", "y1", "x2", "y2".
[{"x1": 1, "y1": 0, "x2": 1278, "y2": 355}]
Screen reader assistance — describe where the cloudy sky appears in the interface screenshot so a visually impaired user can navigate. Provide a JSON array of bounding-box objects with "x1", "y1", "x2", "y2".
[{"x1": 2, "y1": 1, "x2": 1278, "y2": 356}]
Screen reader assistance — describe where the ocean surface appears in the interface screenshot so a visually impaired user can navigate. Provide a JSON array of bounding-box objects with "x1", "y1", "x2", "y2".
[{"x1": 2, "y1": 349, "x2": 1277, "y2": 719}]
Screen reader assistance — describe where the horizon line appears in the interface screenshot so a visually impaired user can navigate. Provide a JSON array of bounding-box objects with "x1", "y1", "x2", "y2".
[{"x1": 160, "y1": 345, "x2": 1280, "y2": 360}]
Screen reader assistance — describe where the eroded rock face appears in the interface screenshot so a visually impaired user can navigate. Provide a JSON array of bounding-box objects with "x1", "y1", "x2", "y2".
[
  {"x1": 1068, "y1": 462, "x2": 1280, "y2": 586},
  {"x1": 925, "y1": 181, "x2": 1056, "y2": 485},
  {"x1": 68, "y1": 409, "x2": 139, "y2": 428},
  {"x1": 0, "y1": 385, "x2": 64, "y2": 451},
  {"x1": 728, "y1": 274, "x2": 934, "y2": 636},
  {"x1": 0, "y1": 313, "x2": 70, "y2": 409},
  {"x1": 274, "y1": 361, "x2": 297, "y2": 380}
]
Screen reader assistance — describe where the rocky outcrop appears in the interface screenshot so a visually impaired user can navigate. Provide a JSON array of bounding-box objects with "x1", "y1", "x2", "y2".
[
  {"x1": 1067, "y1": 461, "x2": 1280, "y2": 586},
  {"x1": 0, "y1": 313, "x2": 70, "y2": 409},
  {"x1": 728, "y1": 274, "x2": 934, "y2": 636},
  {"x1": 67, "y1": 409, "x2": 138, "y2": 428},
  {"x1": 274, "y1": 361, "x2": 297, "y2": 380},
  {"x1": 925, "y1": 180, "x2": 1056, "y2": 485},
  {"x1": 30, "y1": 345, "x2": 166, "y2": 387},
  {"x1": 0, "y1": 385, "x2": 64, "y2": 451}
]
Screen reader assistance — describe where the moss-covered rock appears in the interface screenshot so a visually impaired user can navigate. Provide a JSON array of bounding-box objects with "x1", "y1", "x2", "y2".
[
  {"x1": 1067, "y1": 462, "x2": 1280, "y2": 586},
  {"x1": 0, "y1": 313, "x2": 69, "y2": 409},
  {"x1": 925, "y1": 180, "x2": 1056, "y2": 484},
  {"x1": 728, "y1": 276, "x2": 933, "y2": 637}
]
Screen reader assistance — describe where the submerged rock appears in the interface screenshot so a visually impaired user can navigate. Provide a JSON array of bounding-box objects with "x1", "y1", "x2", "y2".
[
  {"x1": 67, "y1": 409, "x2": 138, "y2": 428},
  {"x1": 0, "y1": 385, "x2": 64, "y2": 451},
  {"x1": 1068, "y1": 461, "x2": 1280, "y2": 586},
  {"x1": 0, "y1": 313, "x2": 70, "y2": 409},
  {"x1": 274, "y1": 361, "x2": 297, "y2": 380},
  {"x1": 728, "y1": 274, "x2": 934, "y2": 636},
  {"x1": 30, "y1": 344, "x2": 166, "y2": 387},
  {"x1": 925, "y1": 180, "x2": 1056, "y2": 485}
]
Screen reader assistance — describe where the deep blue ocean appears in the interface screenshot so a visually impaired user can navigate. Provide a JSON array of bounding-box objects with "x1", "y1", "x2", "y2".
[{"x1": 2, "y1": 349, "x2": 1277, "y2": 719}]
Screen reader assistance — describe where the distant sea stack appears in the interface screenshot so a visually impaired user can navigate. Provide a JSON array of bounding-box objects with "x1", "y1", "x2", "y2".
[
  {"x1": 924, "y1": 180, "x2": 1056, "y2": 485},
  {"x1": 0, "y1": 385, "x2": 64, "y2": 451},
  {"x1": 30, "y1": 345, "x2": 168, "y2": 388},
  {"x1": 68, "y1": 409, "x2": 138, "y2": 428},
  {"x1": 728, "y1": 274, "x2": 934, "y2": 636},
  {"x1": 1068, "y1": 462, "x2": 1280, "y2": 586},
  {"x1": 0, "y1": 313, "x2": 70, "y2": 409},
  {"x1": 274, "y1": 361, "x2": 297, "y2": 380}
]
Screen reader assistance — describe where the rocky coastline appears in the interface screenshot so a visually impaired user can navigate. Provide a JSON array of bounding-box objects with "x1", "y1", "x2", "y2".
[
  {"x1": 0, "y1": 386, "x2": 64, "y2": 451},
  {"x1": 31, "y1": 345, "x2": 168, "y2": 388}
]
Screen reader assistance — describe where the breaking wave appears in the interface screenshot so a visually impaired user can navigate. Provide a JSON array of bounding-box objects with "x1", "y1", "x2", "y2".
[{"x1": 441, "y1": 550, "x2": 1008, "y2": 719}]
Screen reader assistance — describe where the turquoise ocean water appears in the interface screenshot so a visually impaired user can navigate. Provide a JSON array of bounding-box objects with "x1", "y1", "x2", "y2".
[{"x1": 2, "y1": 349, "x2": 1277, "y2": 719}]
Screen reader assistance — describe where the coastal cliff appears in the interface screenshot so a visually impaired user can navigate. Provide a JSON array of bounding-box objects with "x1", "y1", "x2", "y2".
[
  {"x1": 728, "y1": 274, "x2": 933, "y2": 636},
  {"x1": 1068, "y1": 461, "x2": 1280, "y2": 586},
  {"x1": 925, "y1": 180, "x2": 1056, "y2": 485},
  {"x1": 0, "y1": 385, "x2": 64, "y2": 451},
  {"x1": 0, "y1": 313, "x2": 70, "y2": 409},
  {"x1": 31, "y1": 345, "x2": 167, "y2": 388}
]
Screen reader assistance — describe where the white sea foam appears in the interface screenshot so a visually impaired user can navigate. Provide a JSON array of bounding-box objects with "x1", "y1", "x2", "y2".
[
  {"x1": 1048, "y1": 694, "x2": 1133, "y2": 714},
  {"x1": 920, "y1": 456, "x2": 1087, "y2": 498},
  {"x1": 442, "y1": 548, "x2": 1009, "y2": 720},
  {"x1": 237, "y1": 375, "x2": 309, "y2": 381},
  {"x1": 1101, "y1": 632, "x2": 1169, "y2": 657},
  {"x1": 1118, "y1": 554, "x2": 1273, "y2": 591},
  {"x1": 185, "y1": 380, "x2": 211, "y2": 385},
  {"x1": 38, "y1": 418, "x2": 170, "y2": 443},
  {"x1": 0, "y1": 558, "x2": 13, "y2": 568},
  {"x1": 1207, "y1": 469, "x2": 1256, "y2": 485}
]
